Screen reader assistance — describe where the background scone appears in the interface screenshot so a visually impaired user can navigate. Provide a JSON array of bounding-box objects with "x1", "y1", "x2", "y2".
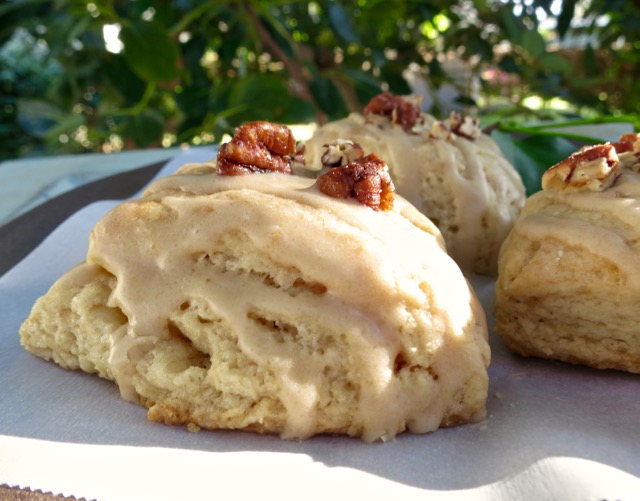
[
  {"x1": 20, "y1": 122, "x2": 490, "y2": 442},
  {"x1": 304, "y1": 92, "x2": 526, "y2": 275},
  {"x1": 494, "y1": 134, "x2": 640, "y2": 373}
]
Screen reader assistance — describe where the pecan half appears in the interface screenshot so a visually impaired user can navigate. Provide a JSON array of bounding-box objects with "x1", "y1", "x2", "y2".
[
  {"x1": 315, "y1": 153, "x2": 395, "y2": 210},
  {"x1": 217, "y1": 121, "x2": 296, "y2": 175},
  {"x1": 364, "y1": 92, "x2": 423, "y2": 131},
  {"x1": 320, "y1": 140, "x2": 364, "y2": 167},
  {"x1": 541, "y1": 144, "x2": 621, "y2": 192}
]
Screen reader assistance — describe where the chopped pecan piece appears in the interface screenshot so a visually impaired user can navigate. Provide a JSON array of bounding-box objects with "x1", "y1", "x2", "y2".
[
  {"x1": 541, "y1": 144, "x2": 621, "y2": 192},
  {"x1": 217, "y1": 121, "x2": 296, "y2": 175},
  {"x1": 364, "y1": 92, "x2": 424, "y2": 132},
  {"x1": 315, "y1": 153, "x2": 395, "y2": 210},
  {"x1": 429, "y1": 112, "x2": 481, "y2": 140},
  {"x1": 320, "y1": 140, "x2": 364, "y2": 167},
  {"x1": 447, "y1": 112, "x2": 482, "y2": 139},
  {"x1": 291, "y1": 143, "x2": 307, "y2": 169},
  {"x1": 428, "y1": 120, "x2": 452, "y2": 140}
]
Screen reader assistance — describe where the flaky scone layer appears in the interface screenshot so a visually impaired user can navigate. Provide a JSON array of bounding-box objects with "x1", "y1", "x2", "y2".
[{"x1": 20, "y1": 164, "x2": 490, "y2": 441}]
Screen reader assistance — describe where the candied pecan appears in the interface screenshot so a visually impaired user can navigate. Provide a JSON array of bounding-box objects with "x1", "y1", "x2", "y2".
[
  {"x1": 364, "y1": 92, "x2": 423, "y2": 131},
  {"x1": 541, "y1": 143, "x2": 621, "y2": 192},
  {"x1": 612, "y1": 133, "x2": 640, "y2": 153},
  {"x1": 320, "y1": 140, "x2": 364, "y2": 167},
  {"x1": 315, "y1": 153, "x2": 395, "y2": 210},
  {"x1": 217, "y1": 121, "x2": 296, "y2": 175}
]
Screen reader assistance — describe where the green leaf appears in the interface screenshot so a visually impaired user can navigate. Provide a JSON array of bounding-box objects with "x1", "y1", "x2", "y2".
[
  {"x1": 175, "y1": 84, "x2": 210, "y2": 133},
  {"x1": 491, "y1": 130, "x2": 580, "y2": 195},
  {"x1": 43, "y1": 113, "x2": 86, "y2": 141},
  {"x1": 327, "y1": 2, "x2": 362, "y2": 45},
  {"x1": 463, "y1": 35, "x2": 494, "y2": 62},
  {"x1": 100, "y1": 54, "x2": 147, "y2": 103},
  {"x1": 557, "y1": 0, "x2": 576, "y2": 39},
  {"x1": 340, "y1": 67, "x2": 383, "y2": 107},
  {"x1": 16, "y1": 98, "x2": 64, "y2": 138},
  {"x1": 521, "y1": 28, "x2": 546, "y2": 58},
  {"x1": 499, "y1": 7, "x2": 521, "y2": 45},
  {"x1": 583, "y1": 43, "x2": 598, "y2": 75},
  {"x1": 538, "y1": 53, "x2": 569, "y2": 73},
  {"x1": 228, "y1": 75, "x2": 289, "y2": 122},
  {"x1": 309, "y1": 75, "x2": 348, "y2": 120},
  {"x1": 227, "y1": 74, "x2": 315, "y2": 125},
  {"x1": 380, "y1": 64, "x2": 412, "y2": 95},
  {"x1": 120, "y1": 20, "x2": 180, "y2": 83},
  {"x1": 259, "y1": 12, "x2": 295, "y2": 59},
  {"x1": 498, "y1": 55, "x2": 522, "y2": 75},
  {"x1": 124, "y1": 109, "x2": 165, "y2": 147}
]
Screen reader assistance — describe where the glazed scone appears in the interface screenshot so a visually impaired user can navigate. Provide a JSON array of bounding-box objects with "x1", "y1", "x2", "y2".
[
  {"x1": 494, "y1": 134, "x2": 640, "y2": 373},
  {"x1": 20, "y1": 121, "x2": 490, "y2": 442},
  {"x1": 303, "y1": 92, "x2": 526, "y2": 275}
]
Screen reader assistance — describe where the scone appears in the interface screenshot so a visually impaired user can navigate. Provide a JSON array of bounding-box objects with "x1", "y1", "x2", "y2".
[
  {"x1": 20, "y1": 121, "x2": 490, "y2": 442},
  {"x1": 303, "y1": 92, "x2": 526, "y2": 275},
  {"x1": 494, "y1": 134, "x2": 640, "y2": 373}
]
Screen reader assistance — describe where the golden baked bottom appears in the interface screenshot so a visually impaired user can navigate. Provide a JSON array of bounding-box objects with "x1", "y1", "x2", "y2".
[
  {"x1": 20, "y1": 122, "x2": 490, "y2": 442},
  {"x1": 494, "y1": 135, "x2": 640, "y2": 373}
]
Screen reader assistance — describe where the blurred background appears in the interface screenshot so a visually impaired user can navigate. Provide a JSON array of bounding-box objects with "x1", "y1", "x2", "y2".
[{"x1": 1, "y1": 0, "x2": 638, "y2": 167}]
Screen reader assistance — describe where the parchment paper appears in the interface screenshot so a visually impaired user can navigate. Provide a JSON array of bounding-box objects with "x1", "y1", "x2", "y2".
[{"x1": 1, "y1": 148, "x2": 638, "y2": 501}]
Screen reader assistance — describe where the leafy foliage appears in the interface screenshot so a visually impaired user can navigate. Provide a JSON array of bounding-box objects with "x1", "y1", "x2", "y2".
[{"x1": 1, "y1": 0, "x2": 638, "y2": 192}]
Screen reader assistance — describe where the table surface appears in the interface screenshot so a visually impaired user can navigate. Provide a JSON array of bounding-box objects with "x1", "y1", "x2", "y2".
[{"x1": 0, "y1": 147, "x2": 182, "y2": 227}]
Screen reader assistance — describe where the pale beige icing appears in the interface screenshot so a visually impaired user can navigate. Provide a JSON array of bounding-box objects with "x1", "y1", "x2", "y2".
[
  {"x1": 303, "y1": 112, "x2": 525, "y2": 275},
  {"x1": 82, "y1": 164, "x2": 489, "y2": 441},
  {"x1": 508, "y1": 169, "x2": 640, "y2": 289}
]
